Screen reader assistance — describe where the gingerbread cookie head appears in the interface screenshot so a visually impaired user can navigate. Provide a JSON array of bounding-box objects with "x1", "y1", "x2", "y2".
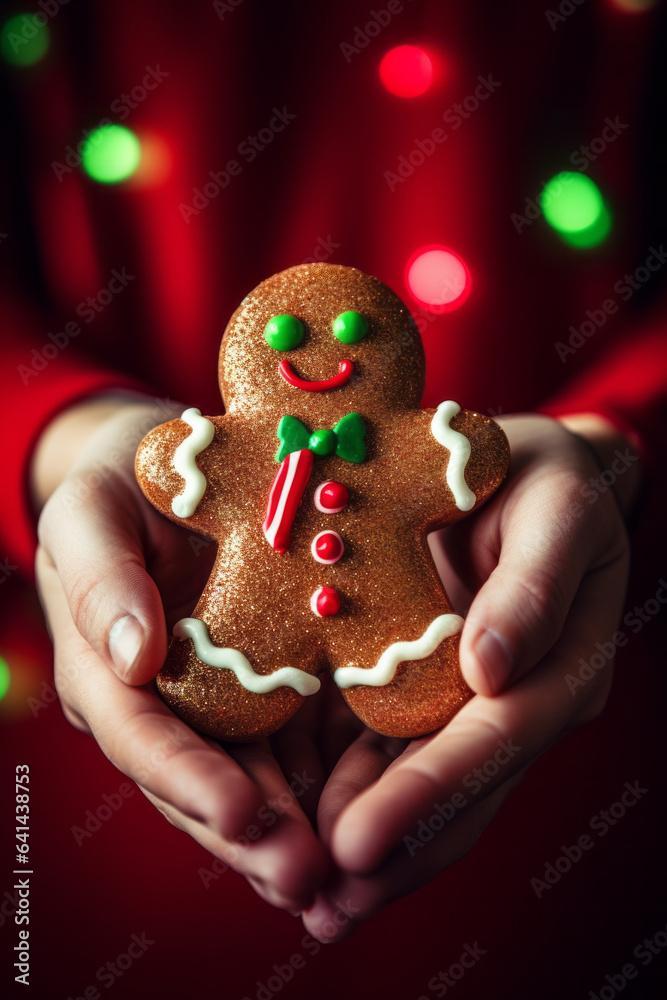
[
  {"x1": 219, "y1": 264, "x2": 425, "y2": 418},
  {"x1": 135, "y1": 263, "x2": 510, "y2": 742}
]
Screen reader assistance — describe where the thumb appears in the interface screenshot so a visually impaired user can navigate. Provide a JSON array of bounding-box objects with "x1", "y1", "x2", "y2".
[
  {"x1": 458, "y1": 495, "x2": 595, "y2": 697},
  {"x1": 38, "y1": 474, "x2": 166, "y2": 684}
]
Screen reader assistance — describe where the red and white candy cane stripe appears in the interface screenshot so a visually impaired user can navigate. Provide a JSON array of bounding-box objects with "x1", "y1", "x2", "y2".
[{"x1": 263, "y1": 448, "x2": 314, "y2": 553}]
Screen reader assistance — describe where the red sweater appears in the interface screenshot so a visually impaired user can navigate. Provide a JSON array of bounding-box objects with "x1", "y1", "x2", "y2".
[
  {"x1": 1, "y1": 0, "x2": 666, "y2": 572},
  {"x1": 2, "y1": 6, "x2": 667, "y2": 999}
]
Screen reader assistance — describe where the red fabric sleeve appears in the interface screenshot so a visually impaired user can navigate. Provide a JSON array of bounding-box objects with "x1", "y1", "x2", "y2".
[
  {"x1": 538, "y1": 312, "x2": 667, "y2": 477},
  {"x1": 0, "y1": 297, "x2": 148, "y2": 580}
]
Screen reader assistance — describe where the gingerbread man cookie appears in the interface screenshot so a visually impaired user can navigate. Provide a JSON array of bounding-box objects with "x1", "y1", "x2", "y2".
[{"x1": 135, "y1": 264, "x2": 509, "y2": 741}]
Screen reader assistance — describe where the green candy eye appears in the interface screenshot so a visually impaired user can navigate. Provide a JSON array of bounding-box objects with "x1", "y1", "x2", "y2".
[
  {"x1": 333, "y1": 310, "x2": 367, "y2": 344},
  {"x1": 264, "y1": 314, "x2": 304, "y2": 351}
]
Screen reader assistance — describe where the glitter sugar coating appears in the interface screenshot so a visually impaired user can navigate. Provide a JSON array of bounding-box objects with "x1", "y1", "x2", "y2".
[{"x1": 135, "y1": 264, "x2": 510, "y2": 741}]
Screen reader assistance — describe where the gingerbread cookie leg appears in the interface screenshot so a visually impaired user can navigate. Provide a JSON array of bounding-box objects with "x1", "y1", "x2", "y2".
[
  {"x1": 155, "y1": 529, "x2": 326, "y2": 741},
  {"x1": 333, "y1": 614, "x2": 464, "y2": 690},
  {"x1": 317, "y1": 526, "x2": 472, "y2": 738},
  {"x1": 334, "y1": 613, "x2": 468, "y2": 737}
]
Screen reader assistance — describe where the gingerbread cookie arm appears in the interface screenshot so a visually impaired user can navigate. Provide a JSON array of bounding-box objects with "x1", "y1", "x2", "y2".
[
  {"x1": 135, "y1": 408, "x2": 229, "y2": 537},
  {"x1": 389, "y1": 402, "x2": 510, "y2": 530},
  {"x1": 431, "y1": 401, "x2": 509, "y2": 524}
]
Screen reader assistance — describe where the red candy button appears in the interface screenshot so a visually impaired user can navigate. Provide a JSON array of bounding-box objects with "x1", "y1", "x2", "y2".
[
  {"x1": 311, "y1": 530, "x2": 344, "y2": 564},
  {"x1": 310, "y1": 586, "x2": 341, "y2": 617},
  {"x1": 314, "y1": 481, "x2": 349, "y2": 513}
]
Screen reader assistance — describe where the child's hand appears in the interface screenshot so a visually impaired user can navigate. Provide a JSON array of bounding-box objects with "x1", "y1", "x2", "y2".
[
  {"x1": 300, "y1": 414, "x2": 638, "y2": 941},
  {"x1": 33, "y1": 398, "x2": 328, "y2": 911},
  {"x1": 33, "y1": 402, "x2": 639, "y2": 929}
]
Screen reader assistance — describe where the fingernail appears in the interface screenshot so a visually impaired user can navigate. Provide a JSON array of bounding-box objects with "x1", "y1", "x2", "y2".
[
  {"x1": 288, "y1": 909, "x2": 302, "y2": 918},
  {"x1": 474, "y1": 628, "x2": 513, "y2": 695},
  {"x1": 108, "y1": 615, "x2": 144, "y2": 679}
]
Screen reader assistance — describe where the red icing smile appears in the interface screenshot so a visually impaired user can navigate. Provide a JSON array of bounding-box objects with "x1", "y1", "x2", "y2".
[{"x1": 279, "y1": 358, "x2": 353, "y2": 392}]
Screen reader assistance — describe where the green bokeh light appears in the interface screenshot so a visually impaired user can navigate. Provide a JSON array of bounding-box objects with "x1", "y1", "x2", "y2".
[
  {"x1": 1, "y1": 13, "x2": 50, "y2": 66},
  {"x1": 81, "y1": 125, "x2": 142, "y2": 184},
  {"x1": 541, "y1": 172, "x2": 606, "y2": 234},
  {"x1": 0, "y1": 656, "x2": 10, "y2": 701},
  {"x1": 559, "y1": 202, "x2": 612, "y2": 249}
]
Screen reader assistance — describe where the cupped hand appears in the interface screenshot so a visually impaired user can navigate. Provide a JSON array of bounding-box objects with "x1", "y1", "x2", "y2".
[
  {"x1": 34, "y1": 398, "x2": 329, "y2": 912},
  {"x1": 301, "y1": 413, "x2": 636, "y2": 941},
  {"x1": 34, "y1": 403, "x2": 638, "y2": 931}
]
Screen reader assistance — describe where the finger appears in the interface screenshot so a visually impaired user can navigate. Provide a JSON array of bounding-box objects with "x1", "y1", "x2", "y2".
[
  {"x1": 39, "y1": 551, "x2": 266, "y2": 841},
  {"x1": 138, "y1": 781, "x2": 326, "y2": 913},
  {"x1": 39, "y1": 504, "x2": 330, "y2": 911},
  {"x1": 60, "y1": 700, "x2": 92, "y2": 734},
  {"x1": 459, "y1": 458, "x2": 627, "y2": 696},
  {"x1": 303, "y1": 772, "x2": 525, "y2": 943},
  {"x1": 37, "y1": 477, "x2": 166, "y2": 683},
  {"x1": 268, "y1": 680, "x2": 367, "y2": 826},
  {"x1": 331, "y1": 559, "x2": 625, "y2": 874},
  {"x1": 316, "y1": 729, "x2": 408, "y2": 844},
  {"x1": 315, "y1": 677, "x2": 368, "y2": 776},
  {"x1": 269, "y1": 718, "x2": 327, "y2": 826},
  {"x1": 225, "y1": 740, "x2": 330, "y2": 910}
]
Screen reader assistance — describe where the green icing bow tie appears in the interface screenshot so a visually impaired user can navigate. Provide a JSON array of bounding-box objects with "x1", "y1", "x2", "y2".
[{"x1": 275, "y1": 413, "x2": 367, "y2": 463}]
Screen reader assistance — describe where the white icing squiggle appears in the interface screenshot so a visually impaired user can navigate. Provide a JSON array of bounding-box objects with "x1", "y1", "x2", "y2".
[
  {"x1": 333, "y1": 614, "x2": 464, "y2": 689},
  {"x1": 430, "y1": 401, "x2": 476, "y2": 512},
  {"x1": 174, "y1": 618, "x2": 321, "y2": 696},
  {"x1": 171, "y1": 408, "x2": 215, "y2": 518}
]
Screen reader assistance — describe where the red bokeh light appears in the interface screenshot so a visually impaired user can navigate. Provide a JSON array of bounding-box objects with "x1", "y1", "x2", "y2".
[
  {"x1": 379, "y1": 45, "x2": 434, "y2": 97},
  {"x1": 405, "y1": 246, "x2": 472, "y2": 313},
  {"x1": 127, "y1": 130, "x2": 172, "y2": 188}
]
